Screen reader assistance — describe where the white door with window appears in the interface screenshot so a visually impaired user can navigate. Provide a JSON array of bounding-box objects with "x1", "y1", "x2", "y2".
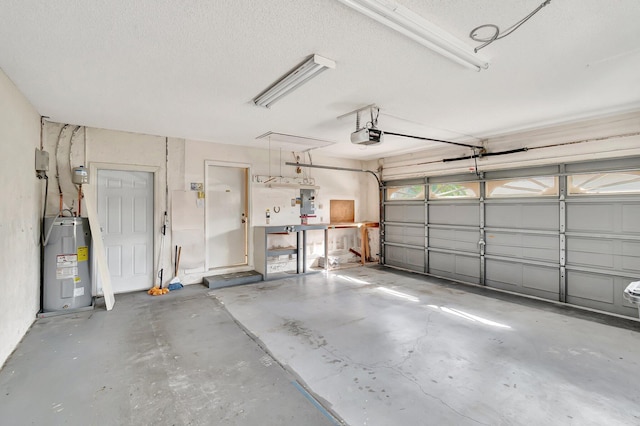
[
  {"x1": 97, "y1": 169, "x2": 154, "y2": 293},
  {"x1": 206, "y1": 163, "x2": 248, "y2": 268}
]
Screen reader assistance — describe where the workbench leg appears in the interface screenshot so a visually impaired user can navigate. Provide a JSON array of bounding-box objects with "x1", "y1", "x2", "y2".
[
  {"x1": 302, "y1": 230, "x2": 307, "y2": 273},
  {"x1": 324, "y1": 229, "x2": 329, "y2": 271},
  {"x1": 296, "y1": 231, "x2": 301, "y2": 274},
  {"x1": 361, "y1": 227, "x2": 367, "y2": 265}
]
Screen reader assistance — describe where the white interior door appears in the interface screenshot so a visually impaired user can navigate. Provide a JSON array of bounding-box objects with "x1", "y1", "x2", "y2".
[
  {"x1": 97, "y1": 169, "x2": 154, "y2": 293},
  {"x1": 206, "y1": 164, "x2": 248, "y2": 268}
]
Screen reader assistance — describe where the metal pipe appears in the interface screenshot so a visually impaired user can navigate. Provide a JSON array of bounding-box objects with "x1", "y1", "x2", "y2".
[
  {"x1": 442, "y1": 147, "x2": 528, "y2": 162},
  {"x1": 55, "y1": 124, "x2": 70, "y2": 215},
  {"x1": 284, "y1": 162, "x2": 382, "y2": 187}
]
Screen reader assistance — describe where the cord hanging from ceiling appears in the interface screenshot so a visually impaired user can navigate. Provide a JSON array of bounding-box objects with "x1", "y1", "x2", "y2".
[{"x1": 470, "y1": 0, "x2": 552, "y2": 52}]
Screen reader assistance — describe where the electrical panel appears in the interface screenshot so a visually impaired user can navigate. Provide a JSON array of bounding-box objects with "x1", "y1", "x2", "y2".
[{"x1": 300, "y1": 189, "x2": 315, "y2": 215}]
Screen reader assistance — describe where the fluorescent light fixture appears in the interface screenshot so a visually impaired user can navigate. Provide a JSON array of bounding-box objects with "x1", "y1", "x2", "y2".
[
  {"x1": 335, "y1": 0, "x2": 489, "y2": 71},
  {"x1": 253, "y1": 54, "x2": 336, "y2": 108}
]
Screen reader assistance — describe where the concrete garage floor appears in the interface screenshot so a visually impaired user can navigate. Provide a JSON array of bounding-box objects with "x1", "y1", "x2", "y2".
[
  {"x1": 213, "y1": 266, "x2": 640, "y2": 426},
  {"x1": 0, "y1": 287, "x2": 337, "y2": 425},
  {"x1": 1, "y1": 267, "x2": 640, "y2": 426}
]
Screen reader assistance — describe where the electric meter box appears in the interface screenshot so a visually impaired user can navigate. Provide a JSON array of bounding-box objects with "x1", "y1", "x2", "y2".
[
  {"x1": 42, "y1": 217, "x2": 92, "y2": 312},
  {"x1": 35, "y1": 148, "x2": 49, "y2": 172}
]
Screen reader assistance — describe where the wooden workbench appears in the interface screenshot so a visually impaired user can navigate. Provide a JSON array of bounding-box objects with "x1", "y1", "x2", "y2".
[{"x1": 325, "y1": 222, "x2": 379, "y2": 265}]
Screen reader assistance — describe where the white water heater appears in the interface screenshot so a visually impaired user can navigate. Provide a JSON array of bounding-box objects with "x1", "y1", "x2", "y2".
[{"x1": 42, "y1": 217, "x2": 92, "y2": 312}]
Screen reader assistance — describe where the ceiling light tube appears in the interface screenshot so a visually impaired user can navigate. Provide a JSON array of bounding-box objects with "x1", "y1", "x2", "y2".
[
  {"x1": 253, "y1": 54, "x2": 336, "y2": 108},
  {"x1": 336, "y1": 0, "x2": 489, "y2": 71}
]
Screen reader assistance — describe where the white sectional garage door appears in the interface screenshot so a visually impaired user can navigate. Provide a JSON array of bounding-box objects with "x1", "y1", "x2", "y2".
[
  {"x1": 563, "y1": 162, "x2": 640, "y2": 316},
  {"x1": 484, "y1": 186, "x2": 560, "y2": 301},
  {"x1": 384, "y1": 187, "x2": 425, "y2": 272},
  {"x1": 382, "y1": 158, "x2": 640, "y2": 318},
  {"x1": 429, "y1": 200, "x2": 480, "y2": 284}
]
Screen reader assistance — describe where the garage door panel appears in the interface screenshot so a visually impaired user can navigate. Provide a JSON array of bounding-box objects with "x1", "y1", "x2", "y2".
[
  {"x1": 385, "y1": 245, "x2": 402, "y2": 264},
  {"x1": 385, "y1": 225, "x2": 424, "y2": 246},
  {"x1": 485, "y1": 203, "x2": 558, "y2": 230},
  {"x1": 622, "y1": 204, "x2": 640, "y2": 233},
  {"x1": 486, "y1": 259, "x2": 521, "y2": 285},
  {"x1": 455, "y1": 255, "x2": 480, "y2": 279},
  {"x1": 429, "y1": 204, "x2": 479, "y2": 226},
  {"x1": 566, "y1": 238, "x2": 640, "y2": 273},
  {"x1": 566, "y1": 237, "x2": 614, "y2": 269},
  {"x1": 622, "y1": 241, "x2": 640, "y2": 257},
  {"x1": 566, "y1": 270, "x2": 614, "y2": 304},
  {"x1": 485, "y1": 232, "x2": 558, "y2": 262},
  {"x1": 486, "y1": 259, "x2": 559, "y2": 300},
  {"x1": 385, "y1": 204, "x2": 424, "y2": 223},
  {"x1": 567, "y1": 202, "x2": 640, "y2": 234},
  {"x1": 566, "y1": 203, "x2": 614, "y2": 233},
  {"x1": 405, "y1": 249, "x2": 425, "y2": 271},
  {"x1": 522, "y1": 265, "x2": 559, "y2": 294},
  {"x1": 621, "y1": 241, "x2": 640, "y2": 273},
  {"x1": 429, "y1": 251, "x2": 452, "y2": 271},
  {"x1": 429, "y1": 252, "x2": 479, "y2": 283},
  {"x1": 566, "y1": 271, "x2": 638, "y2": 316},
  {"x1": 429, "y1": 228, "x2": 480, "y2": 253},
  {"x1": 385, "y1": 246, "x2": 424, "y2": 272}
]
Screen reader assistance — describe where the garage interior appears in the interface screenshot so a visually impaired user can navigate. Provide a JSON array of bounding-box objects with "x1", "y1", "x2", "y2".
[{"x1": 1, "y1": 1, "x2": 640, "y2": 425}]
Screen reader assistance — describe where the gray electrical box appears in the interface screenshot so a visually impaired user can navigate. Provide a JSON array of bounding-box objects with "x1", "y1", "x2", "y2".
[
  {"x1": 35, "y1": 149, "x2": 49, "y2": 172},
  {"x1": 300, "y1": 189, "x2": 315, "y2": 215}
]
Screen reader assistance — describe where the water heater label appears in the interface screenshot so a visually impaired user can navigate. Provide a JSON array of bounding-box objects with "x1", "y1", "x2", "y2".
[
  {"x1": 57, "y1": 254, "x2": 78, "y2": 266},
  {"x1": 77, "y1": 247, "x2": 88, "y2": 262},
  {"x1": 57, "y1": 267, "x2": 78, "y2": 279},
  {"x1": 74, "y1": 287, "x2": 85, "y2": 297}
]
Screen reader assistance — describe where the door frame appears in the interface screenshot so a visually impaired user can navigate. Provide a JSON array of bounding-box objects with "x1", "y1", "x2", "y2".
[
  {"x1": 89, "y1": 162, "x2": 161, "y2": 295},
  {"x1": 204, "y1": 160, "x2": 251, "y2": 271}
]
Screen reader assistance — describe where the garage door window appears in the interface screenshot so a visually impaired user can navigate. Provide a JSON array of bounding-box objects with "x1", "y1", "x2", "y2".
[
  {"x1": 386, "y1": 184, "x2": 425, "y2": 200},
  {"x1": 429, "y1": 182, "x2": 480, "y2": 199},
  {"x1": 568, "y1": 172, "x2": 640, "y2": 195},
  {"x1": 487, "y1": 176, "x2": 558, "y2": 198}
]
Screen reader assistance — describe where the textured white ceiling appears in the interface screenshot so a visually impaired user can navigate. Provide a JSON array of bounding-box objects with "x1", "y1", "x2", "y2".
[{"x1": 1, "y1": 0, "x2": 639, "y2": 160}]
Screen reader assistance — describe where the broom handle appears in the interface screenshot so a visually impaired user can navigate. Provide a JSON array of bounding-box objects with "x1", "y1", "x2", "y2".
[
  {"x1": 176, "y1": 246, "x2": 182, "y2": 274},
  {"x1": 174, "y1": 245, "x2": 178, "y2": 277}
]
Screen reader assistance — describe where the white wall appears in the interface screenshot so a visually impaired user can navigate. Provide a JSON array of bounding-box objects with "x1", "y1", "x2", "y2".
[
  {"x1": 0, "y1": 68, "x2": 41, "y2": 368},
  {"x1": 183, "y1": 139, "x2": 379, "y2": 282},
  {"x1": 42, "y1": 123, "x2": 183, "y2": 293},
  {"x1": 40, "y1": 124, "x2": 379, "y2": 287}
]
